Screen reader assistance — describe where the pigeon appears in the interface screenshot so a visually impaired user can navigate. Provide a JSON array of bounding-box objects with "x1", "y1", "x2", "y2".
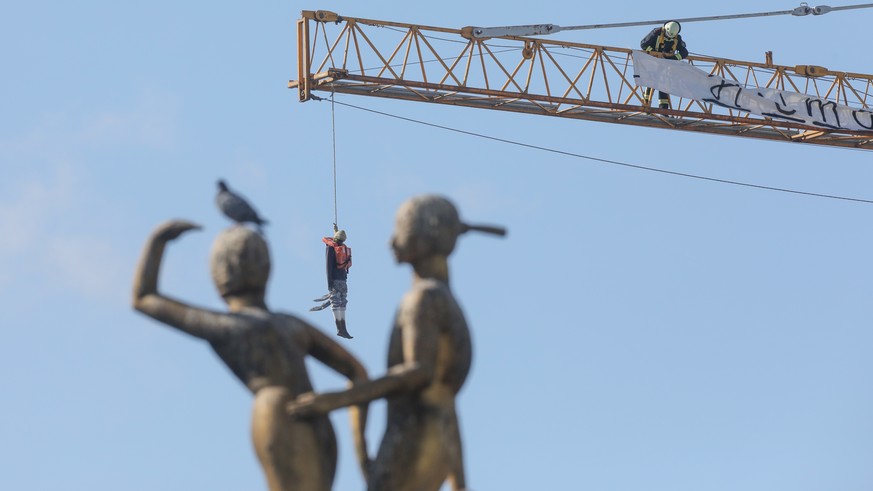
[{"x1": 216, "y1": 180, "x2": 269, "y2": 229}]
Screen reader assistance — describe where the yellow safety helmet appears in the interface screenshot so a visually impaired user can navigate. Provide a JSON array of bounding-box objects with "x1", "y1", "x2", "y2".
[{"x1": 663, "y1": 21, "x2": 681, "y2": 38}]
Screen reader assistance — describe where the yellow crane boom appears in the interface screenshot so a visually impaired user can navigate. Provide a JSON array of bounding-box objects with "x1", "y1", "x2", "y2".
[{"x1": 289, "y1": 10, "x2": 873, "y2": 150}]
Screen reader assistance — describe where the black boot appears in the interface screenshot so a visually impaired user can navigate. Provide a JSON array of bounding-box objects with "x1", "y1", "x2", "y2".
[{"x1": 335, "y1": 319, "x2": 353, "y2": 339}]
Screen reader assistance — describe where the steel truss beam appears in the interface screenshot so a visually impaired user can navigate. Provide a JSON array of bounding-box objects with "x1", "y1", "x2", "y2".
[{"x1": 290, "y1": 10, "x2": 873, "y2": 151}]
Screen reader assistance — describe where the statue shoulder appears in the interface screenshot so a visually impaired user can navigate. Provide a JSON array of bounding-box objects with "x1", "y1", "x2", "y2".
[
  {"x1": 408, "y1": 278, "x2": 452, "y2": 298},
  {"x1": 399, "y1": 279, "x2": 458, "y2": 320},
  {"x1": 269, "y1": 311, "x2": 311, "y2": 330},
  {"x1": 233, "y1": 310, "x2": 312, "y2": 336}
]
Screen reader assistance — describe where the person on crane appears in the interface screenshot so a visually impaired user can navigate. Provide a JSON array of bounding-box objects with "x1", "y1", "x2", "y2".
[
  {"x1": 311, "y1": 226, "x2": 354, "y2": 339},
  {"x1": 640, "y1": 20, "x2": 689, "y2": 110}
]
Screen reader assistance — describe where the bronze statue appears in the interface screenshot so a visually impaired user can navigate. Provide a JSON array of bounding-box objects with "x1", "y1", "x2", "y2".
[
  {"x1": 132, "y1": 220, "x2": 369, "y2": 491},
  {"x1": 288, "y1": 195, "x2": 505, "y2": 491}
]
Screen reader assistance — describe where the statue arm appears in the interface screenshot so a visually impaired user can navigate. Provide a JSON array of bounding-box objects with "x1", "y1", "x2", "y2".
[
  {"x1": 449, "y1": 416, "x2": 468, "y2": 491},
  {"x1": 288, "y1": 293, "x2": 440, "y2": 413},
  {"x1": 132, "y1": 220, "x2": 234, "y2": 341},
  {"x1": 306, "y1": 324, "x2": 372, "y2": 479}
]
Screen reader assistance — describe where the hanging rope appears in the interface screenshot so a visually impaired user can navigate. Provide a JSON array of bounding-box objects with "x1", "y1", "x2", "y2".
[
  {"x1": 330, "y1": 88, "x2": 339, "y2": 229},
  {"x1": 321, "y1": 97, "x2": 873, "y2": 205}
]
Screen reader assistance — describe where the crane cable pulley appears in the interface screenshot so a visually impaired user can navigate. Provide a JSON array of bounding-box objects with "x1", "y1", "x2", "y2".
[{"x1": 461, "y1": 2, "x2": 873, "y2": 39}]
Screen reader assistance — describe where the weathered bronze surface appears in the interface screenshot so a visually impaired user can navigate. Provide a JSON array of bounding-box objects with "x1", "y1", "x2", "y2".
[
  {"x1": 288, "y1": 195, "x2": 505, "y2": 491},
  {"x1": 132, "y1": 221, "x2": 369, "y2": 491}
]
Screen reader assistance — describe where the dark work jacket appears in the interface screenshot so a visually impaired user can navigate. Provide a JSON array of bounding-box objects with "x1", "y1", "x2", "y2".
[
  {"x1": 640, "y1": 28, "x2": 688, "y2": 60},
  {"x1": 325, "y1": 240, "x2": 348, "y2": 286}
]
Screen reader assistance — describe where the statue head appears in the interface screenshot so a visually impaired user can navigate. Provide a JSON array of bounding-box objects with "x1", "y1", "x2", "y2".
[
  {"x1": 210, "y1": 226, "x2": 271, "y2": 299},
  {"x1": 391, "y1": 195, "x2": 463, "y2": 264},
  {"x1": 391, "y1": 194, "x2": 508, "y2": 267}
]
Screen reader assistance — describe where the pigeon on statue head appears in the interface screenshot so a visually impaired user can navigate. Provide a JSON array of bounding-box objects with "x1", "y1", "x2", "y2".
[{"x1": 216, "y1": 180, "x2": 269, "y2": 232}]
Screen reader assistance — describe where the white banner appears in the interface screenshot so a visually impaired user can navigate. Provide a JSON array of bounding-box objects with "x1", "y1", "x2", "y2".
[{"x1": 632, "y1": 50, "x2": 873, "y2": 132}]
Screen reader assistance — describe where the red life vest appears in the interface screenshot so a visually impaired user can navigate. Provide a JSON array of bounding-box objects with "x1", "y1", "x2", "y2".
[{"x1": 323, "y1": 237, "x2": 352, "y2": 270}]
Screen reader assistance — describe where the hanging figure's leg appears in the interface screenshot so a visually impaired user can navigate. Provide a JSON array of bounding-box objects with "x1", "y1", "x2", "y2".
[
  {"x1": 330, "y1": 280, "x2": 352, "y2": 339},
  {"x1": 658, "y1": 90, "x2": 671, "y2": 110},
  {"x1": 643, "y1": 87, "x2": 653, "y2": 106},
  {"x1": 310, "y1": 301, "x2": 331, "y2": 312},
  {"x1": 333, "y1": 311, "x2": 352, "y2": 339}
]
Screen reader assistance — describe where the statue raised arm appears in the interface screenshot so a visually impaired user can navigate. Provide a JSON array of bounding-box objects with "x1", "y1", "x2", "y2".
[{"x1": 132, "y1": 220, "x2": 369, "y2": 491}]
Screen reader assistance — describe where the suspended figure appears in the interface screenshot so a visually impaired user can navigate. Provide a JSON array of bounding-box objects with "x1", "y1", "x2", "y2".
[
  {"x1": 640, "y1": 20, "x2": 689, "y2": 109},
  {"x1": 311, "y1": 226, "x2": 353, "y2": 339},
  {"x1": 290, "y1": 195, "x2": 506, "y2": 491}
]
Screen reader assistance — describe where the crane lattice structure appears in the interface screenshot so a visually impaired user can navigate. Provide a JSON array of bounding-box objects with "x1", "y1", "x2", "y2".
[{"x1": 289, "y1": 10, "x2": 873, "y2": 150}]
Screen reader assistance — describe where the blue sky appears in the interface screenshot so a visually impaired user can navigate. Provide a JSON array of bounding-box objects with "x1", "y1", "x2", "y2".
[{"x1": 3, "y1": 1, "x2": 872, "y2": 490}]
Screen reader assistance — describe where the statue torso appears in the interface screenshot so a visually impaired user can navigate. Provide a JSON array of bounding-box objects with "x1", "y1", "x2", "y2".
[{"x1": 209, "y1": 309, "x2": 316, "y2": 395}]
